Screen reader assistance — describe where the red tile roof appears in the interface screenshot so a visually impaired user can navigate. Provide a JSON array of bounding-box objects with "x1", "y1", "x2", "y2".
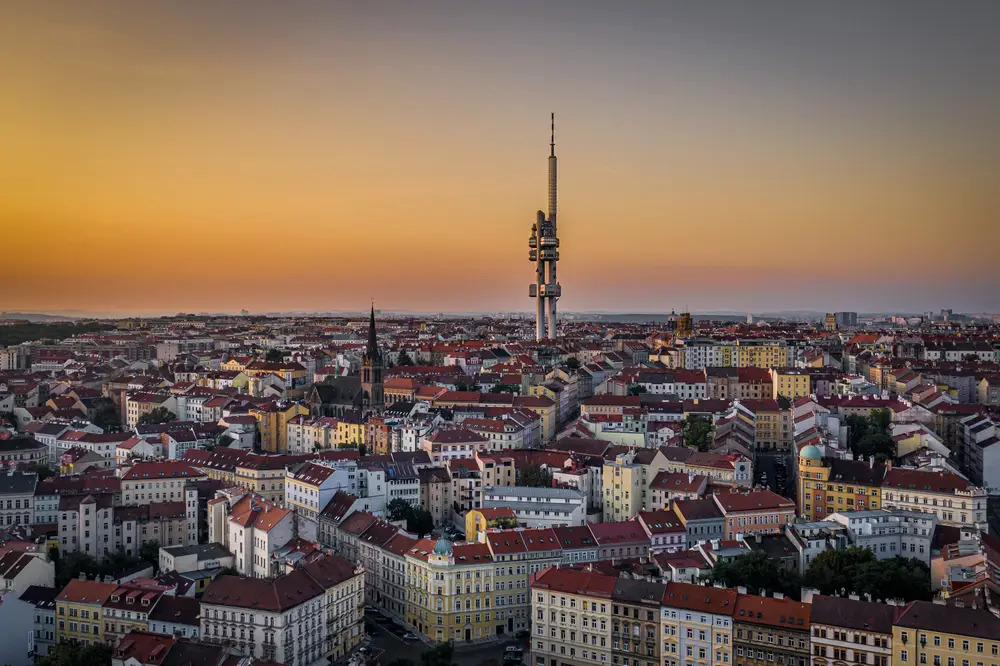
[{"x1": 530, "y1": 566, "x2": 617, "y2": 597}]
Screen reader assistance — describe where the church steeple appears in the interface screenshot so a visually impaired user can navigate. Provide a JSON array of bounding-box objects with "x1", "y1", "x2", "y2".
[
  {"x1": 361, "y1": 303, "x2": 384, "y2": 411},
  {"x1": 365, "y1": 303, "x2": 380, "y2": 363}
]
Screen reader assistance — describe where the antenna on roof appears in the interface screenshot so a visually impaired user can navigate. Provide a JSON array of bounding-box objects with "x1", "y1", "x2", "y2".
[{"x1": 550, "y1": 112, "x2": 556, "y2": 158}]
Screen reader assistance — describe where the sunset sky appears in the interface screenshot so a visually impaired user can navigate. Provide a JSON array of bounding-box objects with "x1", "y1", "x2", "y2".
[{"x1": 2, "y1": 1, "x2": 998, "y2": 315}]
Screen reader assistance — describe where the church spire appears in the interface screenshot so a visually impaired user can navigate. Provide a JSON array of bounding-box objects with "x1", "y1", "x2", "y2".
[{"x1": 366, "y1": 303, "x2": 379, "y2": 361}]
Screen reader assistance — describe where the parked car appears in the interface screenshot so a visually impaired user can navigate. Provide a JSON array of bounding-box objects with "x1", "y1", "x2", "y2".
[
  {"x1": 503, "y1": 654, "x2": 523, "y2": 664},
  {"x1": 506, "y1": 646, "x2": 524, "y2": 654},
  {"x1": 403, "y1": 632, "x2": 419, "y2": 641},
  {"x1": 514, "y1": 629, "x2": 531, "y2": 639}
]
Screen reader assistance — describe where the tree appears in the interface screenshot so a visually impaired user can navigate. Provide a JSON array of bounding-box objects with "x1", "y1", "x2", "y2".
[
  {"x1": 396, "y1": 350, "x2": 415, "y2": 366},
  {"x1": 455, "y1": 383, "x2": 471, "y2": 392},
  {"x1": 804, "y1": 547, "x2": 930, "y2": 602},
  {"x1": 36, "y1": 642, "x2": 113, "y2": 666},
  {"x1": 139, "y1": 539, "x2": 161, "y2": 565},
  {"x1": 493, "y1": 516, "x2": 519, "y2": 530},
  {"x1": 845, "y1": 414, "x2": 869, "y2": 451},
  {"x1": 264, "y1": 348, "x2": 284, "y2": 362},
  {"x1": 218, "y1": 565, "x2": 240, "y2": 576},
  {"x1": 358, "y1": 443, "x2": 368, "y2": 457},
  {"x1": 869, "y1": 407, "x2": 891, "y2": 434},
  {"x1": 387, "y1": 498, "x2": 411, "y2": 522},
  {"x1": 21, "y1": 462, "x2": 56, "y2": 481},
  {"x1": 55, "y1": 551, "x2": 100, "y2": 588},
  {"x1": 517, "y1": 465, "x2": 553, "y2": 488},
  {"x1": 709, "y1": 550, "x2": 800, "y2": 598},
  {"x1": 490, "y1": 384, "x2": 519, "y2": 394},
  {"x1": 845, "y1": 408, "x2": 895, "y2": 460},
  {"x1": 628, "y1": 384, "x2": 647, "y2": 396},
  {"x1": 566, "y1": 357, "x2": 581, "y2": 369},
  {"x1": 683, "y1": 415, "x2": 714, "y2": 452},
  {"x1": 388, "y1": 661, "x2": 416, "y2": 666},
  {"x1": 856, "y1": 433, "x2": 895, "y2": 462},
  {"x1": 406, "y1": 507, "x2": 435, "y2": 538},
  {"x1": 421, "y1": 641, "x2": 455, "y2": 666},
  {"x1": 93, "y1": 403, "x2": 121, "y2": 432},
  {"x1": 137, "y1": 406, "x2": 176, "y2": 426}
]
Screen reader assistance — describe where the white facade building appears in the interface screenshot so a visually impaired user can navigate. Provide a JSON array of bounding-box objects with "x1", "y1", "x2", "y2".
[
  {"x1": 482, "y1": 486, "x2": 587, "y2": 528},
  {"x1": 200, "y1": 555, "x2": 365, "y2": 665},
  {"x1": 828, "y1": 509, "x2": 937, "y2": 565}
]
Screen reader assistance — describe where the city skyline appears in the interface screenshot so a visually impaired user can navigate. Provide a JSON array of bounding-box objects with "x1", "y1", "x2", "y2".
[{"x1": 3, "y1": 1, "x2": 999, "y2": 314}]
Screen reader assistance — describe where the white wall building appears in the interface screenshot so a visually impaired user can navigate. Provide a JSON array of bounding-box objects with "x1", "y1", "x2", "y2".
[
  {"x1": 482, "y1": 486, "x2": 587, "y2": 528},
  {"x1": 200, "y1": 555, "x2": 364, "y2": 665}
]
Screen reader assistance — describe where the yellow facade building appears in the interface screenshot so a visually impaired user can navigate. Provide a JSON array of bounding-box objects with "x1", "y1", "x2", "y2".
[
  {"x1": 251, "y1": 401, "x2": 308, "y2": 452},
  {"x1": 56, "y1": 579, "x2": 116, "y2": 647},
  {"x1": 770, "y1": 368, "x2": 812, "y2": 400},
  {"x1": 405, "y1": 538, "x2": 496, "y2": 644},
  {"x1": 893, "y1": 601, "x2": 1000, "y2": 666},
  {"x1": 464, "y1": 507, "x2": 518, "y2": 542},
  {"x1": 337, "y1": 413, "x2": 367, "y2": 448},
  {"x1": 735, "y1": 341, "x2": 788, "y2": 369},
  {"x1": 797, "y1": 447, "x2": 885, "y2": 521},
  {"x1": 514, "y1": 395, "x2": 557, "y2": 443}
]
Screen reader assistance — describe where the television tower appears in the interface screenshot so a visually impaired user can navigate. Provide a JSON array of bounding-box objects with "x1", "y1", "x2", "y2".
[{"x1": 528, "y1": 113, "x2": 561, "y2": 340}]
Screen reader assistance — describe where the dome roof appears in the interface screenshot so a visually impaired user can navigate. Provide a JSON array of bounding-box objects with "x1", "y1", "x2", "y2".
[
  {"x1": 433, "y1": 538, "x2": 453, "y2": 555},
  {"x1": 800, "y1": 444, "x2": 822, "y2": 460}
]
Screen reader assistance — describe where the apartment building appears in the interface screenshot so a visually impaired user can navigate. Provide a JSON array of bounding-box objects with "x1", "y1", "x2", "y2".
[
  {"x1": 733, "y1": 595, "x2": 810, "y2": 666},
  {"x1": 880, "y1": 468, "x2": 987, "y2": 530},
  {"x1": 56, "y1": 578, "x2": 116, "y2": 647},
  {"x1": 201, "y1": 554, "x2": 364, "y2": 664},
  {"x1": 484, "y1": 528, "x2": 562, "y2": 636},
  {"x1": 404, "y1": 538, "x2": 496, "y2": 643},
  {"x1": 207, "y1": 489, "x2": 293, "y2": 578},
  {"x1": 101, "y1": 582, "x2": 170, "y2": 646},
  {"x1": 797, "y1": 450, "x2": 887, "y2": 522},
  {"x1": 827, "y1": 509, "x2": 937, "y2": 565},
  {"x1": 423, "y1": 428, "x2": 491, "y2": 464},
  {"x1": 376, "y1": 532, "x2": 417, "y2": 621},
  {"x1": 285, "y1": 460, "x2": 358, "y2": 542},
  {"x1": 120, "y1": 461, "x2": 207, "y2": 505},
  {"x1": 660, "y1": 582, "x2": 736, "y2": 666},
  {"x1": 713, "y1": 490, "x2": 796, "y2": 541},
  {"x1": 531, "y1": 567, "x2": 617, "y2": 666},
  {"x1": 611, "y1": 578, "x2": 667, "y2": 666},
  {"x1": 892, "y1": 601, "x2": 1000, "y2": 666},
  {"x1": 482, "y1": 486, "x2": 587, "y2": 528},
  {"x1": 0, "y1": 470, "x2": 37, "y2": 527},
  {"x1": 810, "y1": 595, "x2": 893, "y2": 666}
]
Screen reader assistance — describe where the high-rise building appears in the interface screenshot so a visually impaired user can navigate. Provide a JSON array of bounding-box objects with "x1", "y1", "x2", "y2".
[
  {"x1": 528, "y1": 114, "x2": 561, "y2": 340},
  {"x1": 834, "y1": 311, "x2": 858, "y2": 328}
]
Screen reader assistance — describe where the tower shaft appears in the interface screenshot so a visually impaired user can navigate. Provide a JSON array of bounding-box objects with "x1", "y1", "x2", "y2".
[{"x1": 528, "y1": 113, "x2": 561, "y2": 341}]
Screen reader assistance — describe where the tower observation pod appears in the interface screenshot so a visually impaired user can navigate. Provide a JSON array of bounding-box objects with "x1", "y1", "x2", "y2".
[{"x1": 528, "y1": 113, "x2": 561, "y2": 341}]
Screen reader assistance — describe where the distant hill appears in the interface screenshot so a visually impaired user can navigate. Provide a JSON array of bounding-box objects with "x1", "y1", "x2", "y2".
[{"x1": 0, "y1": 311, "x2": 79, "y2": 322}]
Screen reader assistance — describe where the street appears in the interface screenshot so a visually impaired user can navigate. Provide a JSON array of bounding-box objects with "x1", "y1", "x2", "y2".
[
  {"x1": 359, "y1": 613, "x2": 530, "y2": 666},
  {"x1": 754, "y1": 452, "x2": 792, "y2": 499}
]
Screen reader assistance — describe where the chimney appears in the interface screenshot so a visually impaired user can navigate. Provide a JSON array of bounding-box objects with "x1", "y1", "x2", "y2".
[
  {"x1": 774, "y1": 592, "x2": 784, "y2": 600},
  {"x1": 78, "y1": 572, "x2": 88, "y2": 581},
  {"x1": 737, "y1": 586, "x2": 747, "y2": 595}
]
